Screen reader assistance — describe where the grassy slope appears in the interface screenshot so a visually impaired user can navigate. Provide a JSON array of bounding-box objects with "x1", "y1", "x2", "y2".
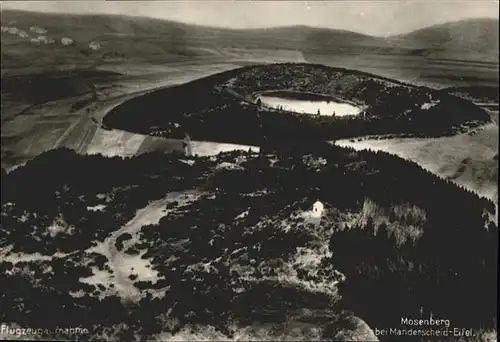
[
  {"x1": 304, "y1": 19, "x2": 499, "y2": 87},
  {"x1": 1, "y1": 11, "x2": 219, "y2": 73},
  {"x1": 338, "y1": 122, "x2": 498, "y2": 201},
  {"x1": 0, "y1": 9, "x2": 384, "y2": 72},
  {"x1": 0, "y1": 62, "x2": 247, "y2": 171},
  {"x1": 390, "y1": 18, "x2": 499, "y2": 62},
  {"x1": 2, "y1": 10, "x2": 498, "y2": 71}
]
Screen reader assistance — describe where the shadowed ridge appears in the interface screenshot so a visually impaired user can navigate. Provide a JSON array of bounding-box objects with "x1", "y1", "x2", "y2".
[{"x1": 387, "y1": 18, "x2": 499, "y2": 62}]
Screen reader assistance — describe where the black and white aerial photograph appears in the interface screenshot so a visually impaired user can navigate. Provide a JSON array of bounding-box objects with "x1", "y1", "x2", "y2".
[{"x1": 0, "y1": 0, "x2": 498, "y2": 341}]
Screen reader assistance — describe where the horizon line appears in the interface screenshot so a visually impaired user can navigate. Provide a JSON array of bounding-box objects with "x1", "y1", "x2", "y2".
[{"x1": 0, "y1": 7, "x2": 498, "y2": 38}]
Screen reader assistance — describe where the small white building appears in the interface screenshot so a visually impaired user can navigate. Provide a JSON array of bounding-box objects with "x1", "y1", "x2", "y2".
[
  {"x1": 17, "y1": 30, "x2": 29, "y2": 39},
  {"x1": 30, "y1": 37, "x2": 40, "y2": 45},
  {"x1": 61, "y1": 37, "x2": 74, "y2": 46},
  {"x1": 29, "y1": 26, "x2": 48, "y2": 34},
  {"x1": 0, "y1": 26, "x2": 9, "y2": 33},
  {"x1": 311, "y1": 200, "x2": 324, "y2": 218},
  {"x1": 7, "y1": 27, "x2": 19, "y2": 35},
  {"x1": 37, "y1": 35, "x2": 49, "y2": 44},
  {"x1": 88, "y1": 41, "x2": 100, "y2": 51}
]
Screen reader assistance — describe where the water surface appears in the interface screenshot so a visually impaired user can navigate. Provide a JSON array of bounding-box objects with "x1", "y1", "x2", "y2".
[{"x1": 257, "y1": 91, "x2": 362, "y2": 117}]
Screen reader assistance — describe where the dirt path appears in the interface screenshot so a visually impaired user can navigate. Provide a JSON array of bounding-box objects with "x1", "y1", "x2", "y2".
[{"x1": 83, "y1": 190, "x2": 204, "y2": 301}]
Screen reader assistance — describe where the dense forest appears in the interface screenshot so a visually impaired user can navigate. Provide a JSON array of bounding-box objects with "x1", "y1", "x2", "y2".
[
  {"x1": 103, "y1": 63, "x2": 491, "y2": 143},
  {"x1": 443, "y1": 85, "x2": 499, "y2": 103},
  {"x1": 1, "y1": 143, "x2": 497, "y2": 340}
]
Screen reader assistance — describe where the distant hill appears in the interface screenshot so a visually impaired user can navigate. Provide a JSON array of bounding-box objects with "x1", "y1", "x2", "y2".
[
  {"x1": 1, "y1": 10, "x2": 498, "y2": 73},
  {"x1": 0, "y1": 10, "x2": 224, "y2": 71},
  {"x1": 387, "y1": 18, "x2": 499, "y2": 62},
  {"x1": 0, "y1": 9, "x2": 385, "y2": 70},
  {"x1": 0, "y1": 10, "x2": 385, "y2": 49}
]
